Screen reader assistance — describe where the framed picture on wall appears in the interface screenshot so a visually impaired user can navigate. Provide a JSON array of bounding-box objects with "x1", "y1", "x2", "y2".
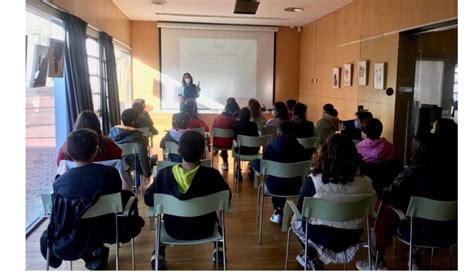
[
  {"x1": 343, "y1": 63, "x2": 352, "y2": 86},
  {"x1": 358, "y1": 60, "x2": 368, "y2": 85},
  {"x1": 332, "y1": 67, "x2": 340, "y2": 88},
  {"x1": 374, "y1": 62, "x2": 385, "y2": 90}
]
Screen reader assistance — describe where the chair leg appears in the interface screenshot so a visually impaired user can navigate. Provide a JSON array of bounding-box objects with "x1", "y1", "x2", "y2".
[
  {"x1": 304, "y1": 220, "x2": 308, "y2": 271},
  {"x1": 430, "y1": 248, "x2": 435, "y2": 270},
  {"x1": 131, "y1": 238, "x2": 135, "y2": 270},
  {"x1": 46, "y1": 240, "x2": 50, "y2": 271},
  {"x1": 258, "y1": 190, "x2": 264, "y2": 244},
  {"x1": 215, "y1": 241, "x2": 218, "y2": 270},
  {"x1": 155, "y1": 218, "x2": 161, "y2": 271},
  {"x1": 375, "y1": 251, "x2": 379, "y2": 270},
  {"x1": 285, "y1": 227, "x2": 292, "y2": 270},
  {"x1": 70, "y1": 261, "x2": 72, "y2": 270},
  {"x1": 343, "y1": 251, "x2": 347, "y2": 270},
  {"x1": 448, "y1": 246, "x2": 454, "y2": 269},
  {"x1": 221, "y1": 211, "x2": 227, "y2": 271},
  {"x1": 115, "y1": 214, "x2": 119, "y2": 270},
  {"x1": 256, "y1": 185, "x2": 260, "y2": 225}
]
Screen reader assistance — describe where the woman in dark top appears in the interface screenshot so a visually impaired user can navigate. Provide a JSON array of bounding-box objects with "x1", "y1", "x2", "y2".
[
  {"x1": 178, "y1": 72, "x2": 200, "y2": 102},
  {"x1": 57, "y1": 110, "x2": 122, "y2": 166},
  {"x1": 233, "y1": 107, "x2": 259, "y2": 181}
]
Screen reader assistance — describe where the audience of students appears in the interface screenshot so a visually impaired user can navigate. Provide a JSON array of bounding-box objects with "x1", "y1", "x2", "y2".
[
  {"x1": 132, "y1": 99, "x2": 158, "y2": 135},
  {"x1": 41, "y1": 129, "x2": 144, "y2": 270},
  {"x1": 57, "y1": 110, "x2": 122, "y2": 166},
  {"x1": 251, "y1": 121, "x2": 307, "y2": 224},
  {"x1": 266, "y1": 101, "x2": 289, "y2": 128},
  {"x1": 356, "y1": 118, "x2": 396, "y2": 163},
  {"x1": 293, "y1": 134, "x2": 375, "y2": 270},
  {"x1": 160, "y1": 112, "x2": 189, "y2": 163},
  {"x1": 145, "y1": 131, "x2": 231, "y2": 270},
  {"x1": 315, "y1": 103, "x2": 342, "y2": 144},
  {"x1": 212, "y1": 101, "x2": 240, "y2": 170},
  {"x1": 109, "y1": 108, "x2": 153, "y2": 178}
]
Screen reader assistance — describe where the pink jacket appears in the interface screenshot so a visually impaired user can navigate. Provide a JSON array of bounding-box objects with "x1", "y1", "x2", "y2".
[{"x1": 356, "y1": 138, "x2": 395, "y2": 163}]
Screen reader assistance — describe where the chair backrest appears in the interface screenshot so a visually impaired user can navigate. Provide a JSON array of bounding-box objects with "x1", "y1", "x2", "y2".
[
  {"x1": 301, "y1": 196, "x2": 377, "y2": 222},
  {"x1": 405, "y1": 197, "x2": 457, "y2": 222},
  {"x1": 152, "y1": 190, "x2": 230, "y2": 217},
  {"x1": 211, "y1": 127, "x2": 235, "y2": 139},
  {"x1": 260, "y1": 126, "x2": 277, "y2": 137},
  {"x1": 236, "y1": 135, "x2": 272, "y2": 148},
  {"x1": 137, "y1": 127, "x2": 151, "y2": 136},
  {"x1": 260, "y1": 160, "x2": 312, "y2": 178},
  {"x1": 118, "y1": 142, "x2": 139, "y2": 156},
  {"x1": 41, "y1": 193, "x2": 53, "y2": 215},
  {"x1": 152, "y1": 160, "x2": 213, "y2": 177},
  {"x1": 296, "y1": 137, "x2": 320, "y2": 149},
  {"x1": 40, "y1": 192, "x2": 123, "y2": 218},
  {"x1": 190, "y1": 127, "x2": 206, "y2": 136},
  {"x1": 82, "y1": 192, "x2": 123, "y2": 219},
  {"x1": 165, "y1": 141, "x2": 179, "y2": 155},
  {"x1": 200, "y1": 159, "x2": 212, "y2": 167}
]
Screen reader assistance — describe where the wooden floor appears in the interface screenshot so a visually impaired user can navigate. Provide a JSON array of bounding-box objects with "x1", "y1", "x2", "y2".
[{"x1": 25, "y1": 144, "x2": 458, "y2": 271}]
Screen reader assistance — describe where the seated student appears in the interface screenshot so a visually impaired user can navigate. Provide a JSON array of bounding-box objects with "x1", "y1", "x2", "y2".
[
  {"x1": 251, "y1": 121, "x2": 307, "y2": 224},
  {"x1": 356, "y1": 118, "x2": 396, "y2": 163},
  {"x1": 145, "y1": 131, "x2": 231, "y2": 270},
  {"x1": 160, "y1": 112, "x2": 189, "y2": 163},
  {"x1": 233, "y1": 107, "x2": 259, "y2": 181},
  {"x1": 341, "y1": 111, "x2": 373, "y2": 141},
  {"x1": 181, "y1": 101, "x2": 209, "y2": 132},
  {"x1": 57, "y1": 110, "x2": 122, "y2": 166},
  {"x1": 292, "y1": 134, "x2": 375, "y2": 270},
  {"x1": 40, "y1": 129, "x2": 144, "y2": 270},
  {"x1": 248, "y1": 99, "x2": 267, "y2": 130},
  {"x1": 132, "y1": 100, "x2": 159, "y2": 135},
  {"x1": 357, "y1": 134, "x2": 457, "y2": 270},
  {"x1": 315, "y1": 103, "x2": 342, "y2": 144},
  {"x1": 212, "y1": 101, "x2": 240, "y2": 170},
  {"x1": 291, "y1": 103, "x2": 316, "y2": 160},
  {"x1": 286, "y1": 99, "x2": 297, "y2": 121},
  {"x1": 266, "y1": 101, "x2": 289, "y2": 128},
  {"x1": 109, "y1": 108, "x2": 153, "y2": 178}
]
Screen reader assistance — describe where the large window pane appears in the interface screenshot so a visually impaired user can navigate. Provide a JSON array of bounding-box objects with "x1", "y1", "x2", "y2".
[
  {"x1": 114, "y1": 46, "x2": 132, "y2": 112},
  {"x1": 25, "y1": 10, "x2": 64, "y2": 230},
  {"x1": 86, "y1": 37, "x2": 101, "y2": 113}
]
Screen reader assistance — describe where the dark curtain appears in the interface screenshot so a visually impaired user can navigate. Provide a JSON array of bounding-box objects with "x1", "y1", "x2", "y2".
[
  {"x1": 99, "y1": 32, "x2": 121, "y2": 135},
  {"x1": 62, "y1": 13, "x2": 94, "y2": 133}
]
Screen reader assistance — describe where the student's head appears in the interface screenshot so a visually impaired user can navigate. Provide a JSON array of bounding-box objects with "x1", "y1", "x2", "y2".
[
  {"x1": 121, "y1": 108, "x2": 140, "y2": 127},
  {"x1": 292, "y1": 103, "x2": 307, "y2": 119},
  {"x1": 225, "y1": 101, "x2": 240, "y2": 117},
  {"x1": 184, "y1": 99, "x2": 198, "y2": 115},
  {"x1": 182, "y1": 72, "x2": 193, "y2": 85},
  {"x1": 361, "y1": 118, "x2": 383, "y2": 140},
  {"x1": 66, "y1": 128, "x2": 99, "y2": 163},
  {"x1": 132, "y1": 101, "x2": 145, "y2": 114},
  {"x1": 227, "y1": 97, "x2": 237, "y2": 104},
  {"x1": 239, "y1": 107, "x2": 251, "y2": 122},
  {"x1": 178, "y1": 131, "x2": 205, "y2": 163},
  {"x1": 74, "y1": 110, "x2": 102, "y2": 137},
  {"x1": 248, "y1": 98, "x2": 258, "y2": 108},
  {"x1": 249, "y1": 99, "x2": 262, "y2": 120},
  {"x1": 431, "y1": 118, "x2": 457, "y2": 137},
  {"x1": 355, "y1": 111, "x2": 373, "y2": 129},
  {"x1": 134, "y1": 98, "x2": 145, "y2": 105},
  {"x1": 277, "y1": 121, "x2": 295, "y2": 136},
  {"x1": 286, "y1": 99, "x2": 297, "y2": 112},
  {"x1": 323, "y1": 103, "x2": 334, "y2": 114},
  {"x1": 272, "y1": 101, "x2": 289, "y2": 120},
  {"x1": 181, "y1": 103, "x2": 194, "y2": 117},
  {"x1": 172, "y1": 112, "x2": 189, "y2": 129},
  {"x1": 313, "y1": 133, "x2": 360, "y2": 184},
  {"x1": 411, "y1": 134, "x2": 438, "y2": 167}
]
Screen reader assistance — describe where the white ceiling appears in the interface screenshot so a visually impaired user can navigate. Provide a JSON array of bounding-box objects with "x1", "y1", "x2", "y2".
[{"x1": 112, "y1": 0, "x2": 353, "y2": 27}]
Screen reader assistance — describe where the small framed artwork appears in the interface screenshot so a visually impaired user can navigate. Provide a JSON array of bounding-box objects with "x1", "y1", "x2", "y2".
[
  {"x1": 358, "y1": 60, "x2": 368, "y2": 86},
  {"x1": 343, "y1": 63, "x2": 352, "y2": 86},
  {"x1": 374, "y1": 63, "x2": 385, "y2": 90},
  {"x1": 332, "y1": 67, "x2": 340, "y2": 88}
]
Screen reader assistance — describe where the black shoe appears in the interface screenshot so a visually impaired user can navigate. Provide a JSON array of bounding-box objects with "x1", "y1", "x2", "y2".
[
  {"x1": 213, "y1": 249, "x2": 225, "y2": 264},
  {"x1": 150, "y1": 253, "x2": 167, "y2": 270},
  {"x1": 47, "y1": 253, "x2": 62, "y2": 269},
  {"x1": 84, "y1": 246, "x2": 109, "y2": 270}
]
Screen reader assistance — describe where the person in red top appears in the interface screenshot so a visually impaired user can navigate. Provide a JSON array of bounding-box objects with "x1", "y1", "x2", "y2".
[
  {"x1": 56, "y1": 110, "x2": 122, "y2": 166},
  {"x1": 212, "y1": 101, "x2": 240, "y2": 170}
]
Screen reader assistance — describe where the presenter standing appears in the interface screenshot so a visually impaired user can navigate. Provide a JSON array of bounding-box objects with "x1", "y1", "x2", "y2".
[{"x1": 178, "y1": 72, "x2": 201, "y2": 103}]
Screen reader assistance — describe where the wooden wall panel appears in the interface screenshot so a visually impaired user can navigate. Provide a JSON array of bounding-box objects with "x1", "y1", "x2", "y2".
[
  {"x1": 360, "y1": 0, "x2": 401, "y2": 38},
  {"x1": 275, "y1": 27, "x2": 301, "y2": 103},
  {"x1": 299, "y1": 22, "x2": 315, "y2": 98},
  {"x1": 131, "y1": 21, "x2": 160, "y2": 109},
  {"x1": 399, "y1": 0, "x2": 457, "y2": 30},
  {"x1": 335, "y1": 0, "x2": 363, "y2": 45},
  {"x1": 314, "y1": 13, "x2": 336, "y2": 99}
]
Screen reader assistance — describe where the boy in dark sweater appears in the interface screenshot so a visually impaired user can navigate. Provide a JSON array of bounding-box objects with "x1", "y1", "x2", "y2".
[
  {"x1": 145, "y1": 131, "x2": 231, "y2": 270},
  {"x1": 40, "y1": 129, "x2": 144, "y2": 270}
]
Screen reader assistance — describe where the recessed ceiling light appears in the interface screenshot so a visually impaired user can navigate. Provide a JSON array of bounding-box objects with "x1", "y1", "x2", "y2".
[{"x1": 284, "y1": 7, "x2": 304, "y2": 12}]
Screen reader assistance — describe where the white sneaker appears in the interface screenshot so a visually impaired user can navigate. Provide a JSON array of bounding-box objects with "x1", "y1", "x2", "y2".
[
  {"x1": 269, "y1": 213, "x2": 282, "y2": 224},
  {"x1": 356, "y1": 259, "x2": 388, "y2": 270},
  {"x1": 296, "y1": 254, "x2": 324, "y2": 270},
  {"x1": 222, "y1": 162, "x2": 229, "y2": 170}
]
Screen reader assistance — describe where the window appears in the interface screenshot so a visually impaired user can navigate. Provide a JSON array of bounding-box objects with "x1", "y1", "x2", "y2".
[
  {"x1": 25, "y1": 9, "x2": 65, "y2": 230},
  {"x1": 86, "y1": 37, "x2": 101, "y2": 113},
  {"x1": 453, "y1": 64, "x2": 458, "y2": 102},
  {"x1": 114, "y1": 46, "x2": 132, "y2": 112}
]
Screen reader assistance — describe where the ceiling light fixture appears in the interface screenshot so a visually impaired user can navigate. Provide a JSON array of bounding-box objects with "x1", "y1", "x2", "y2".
[{"x1": 284, "y1": 7, "x2": 304, "y2": 12}]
